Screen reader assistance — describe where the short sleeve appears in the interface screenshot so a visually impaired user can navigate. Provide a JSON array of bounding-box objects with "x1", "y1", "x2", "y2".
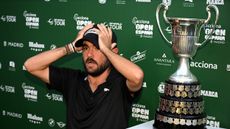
[
  {"x1": 121, "y1": 78, "x2": 134, "y2": 102},
  {"x1": 47, "y1": 65, "x2": 81, "y2": 96}
]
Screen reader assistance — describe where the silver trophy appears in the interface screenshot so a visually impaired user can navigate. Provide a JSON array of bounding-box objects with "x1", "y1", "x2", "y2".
[
  {"x1": 156, "y1": 3, "x2": 219, "y2": 84},
  {"x1": 154, "y1": 3, "x2": 219, "y2": 129}
]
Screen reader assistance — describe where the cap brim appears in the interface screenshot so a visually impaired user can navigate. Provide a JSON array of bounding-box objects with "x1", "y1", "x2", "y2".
[
  {"x1": 75, "y1": 39, "x2": 84, "y2": 47},
  {"x1": 75, "y1": 35, "x2": 99, "y2": 49}
]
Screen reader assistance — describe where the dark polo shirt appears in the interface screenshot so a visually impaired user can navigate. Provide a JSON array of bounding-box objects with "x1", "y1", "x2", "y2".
[{"x1": 48, "y1": 66, "x2": 134, "y2": 129}]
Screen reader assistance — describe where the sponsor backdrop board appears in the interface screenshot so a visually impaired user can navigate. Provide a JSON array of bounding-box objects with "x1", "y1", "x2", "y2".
[{"x1": 0, "y1": 0, "x2": 229, "y2": 129}]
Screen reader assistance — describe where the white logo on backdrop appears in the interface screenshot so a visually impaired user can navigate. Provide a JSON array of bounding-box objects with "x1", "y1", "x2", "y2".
[
  {"x1": 0, "y1": 85, "x2": 4, "y2": 91},
  {"x1": 73, "y1": 13, "x2": 92, "y2": 30},
  {"x1": 132, "y1": 17, "x2": 153, "y2": 38},
  {"x1": 2, "y1": 110, "x2": 22, "y2": 119},
  {"x1": 45, "y1": 93, "x2": 63, "y2": 102},
  {"x1": 207, "y1": 0, "x2": 224, "y2": 5},
  {"x1": 1, "y1": 15, "x2": 16, "y2": 22},
  {"x1": 185, "y1": 0, "x2": 193, "y2": 2},
  {"x1": 132, "y1": 104, "x2": 150, "y2": 122},
  {"x1": 48, "y1": 118, "x2": 55, "y2": 127},
  {"x1": 154, "y1": 53, "x2": 175, "y2": 66},
  {"x1": 158, "y1": 82, "x2": 165, "y2": 93},
  {"x1": 29, "y1": 41, "x2": 45, "y2": 52},
  {"x1": 226, "y1": 64, "x2": 230, "y2": 72},
  {"x1": 50, "y1": 44, "x2": 57, "y2": 50},
  {"x1": 142, "y1": 82, "x2": 147, "y2": 88},
  {"x1": 206, "y1": 116, "x2": 221, "y2": 128},
  {"x1": 2, "y1": 110, "x2": 6, "y2": 116},
  {"x1": 136, "y1": 0, "x2": 151, "y2": 3},
  {"x1": 103, "y1": 22, "x2": 123, "y2": 30},
  {"x1": 98, "y1": 0, "x2": 106, "y2": 4},
  {"x1": 22, "y1": 82, "x2": 38, "y2": 102},
  {"x1": 57, "y1": 121, "x2": 66, "y2": 128},
  {"x1": 27, "y1": 113, "x2": 43, "y2": 124},
  {"x1": 48, "y1": 18, "x2": 65, "y2": 26},
  {"x1": 23, "y1": 10, "x2": 39, "y2": 29},
  {"x1": 3, "y1": 40, "x2": 24, "y2": 48},
  {"x1": 190, "y1": 61, "x2": 218, "y2": 70},
  {"x1": 9, "y1": 61, "x2": 16, "y2": 71},
  {"x1": 0, "y1": 84, "x2": 15, "y2": 93},
  {"x1": 162, "y1": 0, "x2": 171, "y2": 6},
  {"x1": 204, "y1": 24, "x2": 226, "y2": 44},
  {"x1": 22, "y1": 65, "x2": 26, "y2": 71},
  {"x1": 48, "y1": 118, "x2": 66, "y2": 128},
  {"x1": 58, "y1": 0, "x2": 68, "y2": 2},
  {"x1": 201, "y1": 90, "x2": 218, "y2": 98},
  {"x1": 130, "y1": 50, "x2": 147, "y2": 63},
  {"x1": 116, "y1": 0, "x2": 126, "y2": 4}
]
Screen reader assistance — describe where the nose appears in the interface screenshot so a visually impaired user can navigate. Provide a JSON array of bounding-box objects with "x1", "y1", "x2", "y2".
[{"x1": 86, "y1": 47, "x2": 94, "y2": 57}]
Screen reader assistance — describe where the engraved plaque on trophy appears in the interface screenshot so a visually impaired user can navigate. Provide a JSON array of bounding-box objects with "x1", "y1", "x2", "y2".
[{"x1": 154, "y1": 3, "x2": 219, "y2": 129}]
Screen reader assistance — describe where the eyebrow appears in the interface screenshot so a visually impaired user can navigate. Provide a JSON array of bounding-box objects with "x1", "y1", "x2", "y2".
[
  {"x1": 82, "y1": 42, "x2": 89, "y2": 47},
  {"x1": 82, "y1": 43, "x2": 98, "y2": 50}
]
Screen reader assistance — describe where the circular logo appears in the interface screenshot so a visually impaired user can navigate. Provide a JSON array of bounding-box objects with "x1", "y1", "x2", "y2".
[
  {"x1": 2, "y1": 110, "x2": 6, "y2": 116},
  {"x1": 48, "y1": 118, "x2": 55, "y2": 127},
  {"x1": 98, "y1": 0, "x2": 106, "y2": 4},
  {"x1": 158, "y1": 82, "x2": 165, "y2": 93},
  {"x1": 50, "y1": 44, "x2": 56, "y2": 50}
]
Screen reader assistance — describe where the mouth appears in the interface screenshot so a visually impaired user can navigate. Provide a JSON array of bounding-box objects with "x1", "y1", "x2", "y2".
[
  {"x1": 85, "y1": 58, "x2": 97, "y2": 68},
  {"x1": 86, "y1": 60, "x2": 96, "y2": 64},
  {"x1": 86, "y1": 62, "x2": 96, "y2": 66}
]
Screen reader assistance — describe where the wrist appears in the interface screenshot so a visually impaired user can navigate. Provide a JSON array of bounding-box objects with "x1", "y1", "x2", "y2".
[{"x1": 65, "y1": 43, "x2": 76, "y2": 55}]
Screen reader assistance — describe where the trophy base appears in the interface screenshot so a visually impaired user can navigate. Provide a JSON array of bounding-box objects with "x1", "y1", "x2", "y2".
[
  {"x1": 153, "y1": 119, "x2": 206, "y2": 129},
  {"x1": 153, "y1": 80, "x2": 206, "y2": 129},
  {"x1": 153, "y1": 110, "x2": 206, "y2": 129}
]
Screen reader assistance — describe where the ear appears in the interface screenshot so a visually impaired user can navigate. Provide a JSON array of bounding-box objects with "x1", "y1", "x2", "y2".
[{"x1": 112, "y1": 47, "x2": 119, "y2": 54}]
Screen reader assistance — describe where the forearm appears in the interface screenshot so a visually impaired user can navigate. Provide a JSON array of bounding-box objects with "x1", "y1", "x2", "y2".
[
  {"x1": 102, "y1": 47, "x2": 144, "y2": 92},
  {"x1": 24, "y1": 46, "x2": 67, "y2": 72}
]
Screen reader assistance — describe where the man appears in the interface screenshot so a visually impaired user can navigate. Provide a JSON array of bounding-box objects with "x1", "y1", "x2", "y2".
[{"x1": 24, "y1": 23, "x2": 144, "y2": 129}]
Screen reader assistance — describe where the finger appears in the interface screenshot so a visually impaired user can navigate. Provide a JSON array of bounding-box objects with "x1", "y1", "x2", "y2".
[
  {"x1": 97, "y1": 24, "x2": 109, "y2": 35},
  {"x1": 96, "y1": 24, "x2": 106, "y2": 39},
  {"x1": 82, "y1": 23, "x2": 94, "y2": 32},
  {"x1": 107, "y1": 27, "x2": 112, "y2": 42},
  {"x1": 75, "y1": 23, "x2": 94, "y2": 42},
  {"x1": 91, "y1": 28, "x2": 99, "y2": 34}
]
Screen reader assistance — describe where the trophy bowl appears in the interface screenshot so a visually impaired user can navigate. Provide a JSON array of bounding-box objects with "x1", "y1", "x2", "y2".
[{"x1": 168, "y1": 17, "x2": 206, "y2": 58}]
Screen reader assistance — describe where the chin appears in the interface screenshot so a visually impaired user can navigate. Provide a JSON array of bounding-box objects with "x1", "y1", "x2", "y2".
[{"x1": 86, "y1": 68, "x2": 97, "y2": 73}]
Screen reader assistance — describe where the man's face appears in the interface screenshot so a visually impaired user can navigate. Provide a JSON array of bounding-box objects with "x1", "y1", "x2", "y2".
[{"x1": 82, "y1": 41, "x2": 111, "y2": 76}]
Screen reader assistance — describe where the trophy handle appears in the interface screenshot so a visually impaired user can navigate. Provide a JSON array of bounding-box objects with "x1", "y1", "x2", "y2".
[
  {"x1": 156, "y1": 3, "x2": 172, "y2": 45},
  {"x1": 196, "y1": 5, "x2": 219, "y2": 47}
]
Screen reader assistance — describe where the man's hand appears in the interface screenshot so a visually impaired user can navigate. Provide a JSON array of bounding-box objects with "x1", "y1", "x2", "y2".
[
  {"x1": 71, "y1": 23, "x2": 94, "y2": 53},
  {"x1": 95, "y1": 24, "x2": 114, "y2": 52}
]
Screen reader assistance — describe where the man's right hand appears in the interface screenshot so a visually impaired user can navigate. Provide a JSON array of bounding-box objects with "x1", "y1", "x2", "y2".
[{"x1": 72, "y1": 23, "x2": 94, "y2": 52}]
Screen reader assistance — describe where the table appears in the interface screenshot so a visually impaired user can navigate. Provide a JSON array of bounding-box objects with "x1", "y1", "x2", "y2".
[{"x1": 127, "y1": 120, "x2": 226, "y2": 129}]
